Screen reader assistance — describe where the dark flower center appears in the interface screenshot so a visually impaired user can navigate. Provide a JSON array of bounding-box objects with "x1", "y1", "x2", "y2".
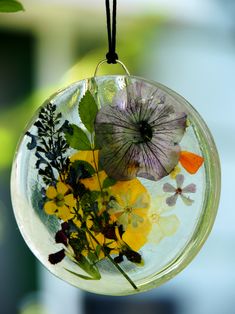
[
  {"x1": 176, "y1": 188, "x2": 182, "y2": 195},
  {"x1": 125, "y1": 206, "x2": 133, "y2": 213},
  {"x1": 138, "y1": 120, "x2": 153, "y2": 143}
]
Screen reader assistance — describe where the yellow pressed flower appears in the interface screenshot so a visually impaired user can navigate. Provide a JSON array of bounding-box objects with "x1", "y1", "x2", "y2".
[
  {"x1": 122, "y1": 218, "x2": 151, "y2": 252},
  {"x1": 104, "y1": 179, "x2": 152, "y2": 253},
  {"x1": 72, "y1": 206, "x2": 84, "y2": 228},
  {"x1": 70, "y1": 150, "x2": 99, "y2": 169},
  {"x1": 170, "y1": 165, "x2": 181, "y2": 179},
  {"x1": 86, "y1": 215, "x2": 93, "y2": 229},
  {"x1": 70, "y1": 232, "x2": 79, "y2": 239},
  {"x1": 44, "y1": 182, "x2": 76, "y2": 221},
  {"x1": 186, "y1": 118, "x2": 191, "y2": 127},
  {"x1": 148, "y1": 195, "x2": 180, "y2": 244},
  {"x1": 80, "y1": 171, "x2": 107, "y2": 191},
  {"x1": 70, "y1": 150, "x2": 107, "y2": 191},
  {"x1": 108, "y1": 179, "x2": 150, "y2": 230},
  {"x1": 83, "y1": 229, "x2": 120, "y2": 260},
  {"x1": 86, "y1": 232, "x2": 104, "y2": 250},
  {"x1": 73, "y1": 218, "x2": 82, "y2": 228},
  {"x1": 108, "y1": 222, "x2": 150, "y2": 254}
]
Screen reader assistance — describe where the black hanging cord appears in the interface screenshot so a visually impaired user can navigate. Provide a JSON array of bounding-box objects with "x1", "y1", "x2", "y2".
[{"x1": 105, "y1": 0, "x2": 119, "y2": 64}]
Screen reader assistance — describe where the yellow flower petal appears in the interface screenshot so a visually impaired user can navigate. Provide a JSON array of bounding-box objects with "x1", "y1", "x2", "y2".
[
  {"x1": 158, "y1": 215, "x2": 180, "y2": 236},
  {"x1": 108, "y1": 240, "x2": 120, "y2": 255},
  {"x1": 70, "y1": 150, "x2": 99, "y2": 169},
  {"x1": 133, "y1": 208, "x2": 148, "y2": 219},
  {"x1": 170, "y1": 165, "x2": 181, "y2": 179},
  {"x1": 148, "y1": 215, "x2": 180, "y2": 244},
  {"x1": 44, "y1": 201, "x2": 57, "y2": 215},
  {"x1": 86, "y1": 215, "x2": 93, "y2": 229},
  {"x1": 81, "y1": 248, "x2": 89, "y2": 257},
  {"x1": 58, "y1": 205, "x2": 74, "y2": 221},
  {"x1": 73, "y1": 218, "x2": 82, "y2": 228},
  {"x1": 123, "y1": 231, "x2": 147, "y2": 252},
  {"x1": 46, "y1": 186, "x2": 57, "y2": 199},
  {"x1": 110, "y1": 178, "x2": 150, "y2": 207},
  {"x1": 70, "y1": 232, "x2": 79, "y2": 239},
  {"x1": 109, "y1": 213, "x2": 118, "y2": 223},
  {"x1": 86, "y1": 232, "x2": 105, "y2": 252},
  {"x1": 109, "y1": 179, "x2": 150, "y2": 230},
  {"x1": 57, "y1": 182, "x2": 69, "y2": 195},
  {"x1": 149, "y1": 195, "x2": 171, "y2": 217},
  {"x1": 107, "y1": 240, "x2": 119, "y2": 250},
  {"x1": 64, "y1": 194, "x2": 76, "y2": 207},
  {"x1": 80, "y1": 171, "x2": 107, "y2": 191},
  {"x1": 98, "y1": 251, "x2": 105, "y2": 260},
  {"x1": 148, "y1": 225, "x2": 164, "y2": 244},
  {"x1": 95, "y1": 233, "x2": 105, "y2": 246},
  {"x1": 123, "y1": 218, "x2": 151, "y2": 251}
]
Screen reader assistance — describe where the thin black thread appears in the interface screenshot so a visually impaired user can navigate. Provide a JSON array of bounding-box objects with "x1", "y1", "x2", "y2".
[{"x1": 105, "y1": 0, "x2": 119, "y2": 64}]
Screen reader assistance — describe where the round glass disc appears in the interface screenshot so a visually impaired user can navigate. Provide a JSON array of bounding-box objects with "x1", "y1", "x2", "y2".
[{"x1": 11, "y1": 75, "x2": 220, "y2": 295}]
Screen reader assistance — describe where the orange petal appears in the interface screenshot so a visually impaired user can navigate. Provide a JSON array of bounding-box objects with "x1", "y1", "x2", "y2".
[{"x1": 179, "y1": 151, "x2": 204, "y2": 174}]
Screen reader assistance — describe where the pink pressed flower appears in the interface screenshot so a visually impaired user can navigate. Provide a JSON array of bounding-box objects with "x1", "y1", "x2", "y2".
[{"x1": 163, "y1": 174, "x2": 196, "y2": 206}]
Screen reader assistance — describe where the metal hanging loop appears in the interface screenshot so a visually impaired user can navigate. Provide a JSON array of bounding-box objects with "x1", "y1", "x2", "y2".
[{"x1": 94, "y1": 59, "x2": 130, "y2": 77}]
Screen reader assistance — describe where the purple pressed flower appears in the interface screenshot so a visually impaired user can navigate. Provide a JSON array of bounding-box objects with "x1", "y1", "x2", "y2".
[
  {"x1": 55, "y1": 230, "x2": 68, "y2": 246},
  {"x1": 61, "y1": 222, "x2": 69, "y2": 231},
  {"x1": 163, "y1": 174, "x2": 196, "y2": 206},
  {"x1": 48, "y1": 249, "x2": 65, "y2": 264},
  {"x1": 95, "y1": 81, "x2": 187, "y2": 181}
]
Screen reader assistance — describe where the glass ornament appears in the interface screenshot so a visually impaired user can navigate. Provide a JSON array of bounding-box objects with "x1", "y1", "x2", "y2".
[{"x1": 11, "y1": 75, "x2": 220, "y2": 295}]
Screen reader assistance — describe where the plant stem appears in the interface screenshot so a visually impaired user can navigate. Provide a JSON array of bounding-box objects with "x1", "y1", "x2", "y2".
[
  {"x1": 91, "y1": 148, "x2": 103, "y2": 193},
  {"x1": 90, "y1": 136, "x2": 138, "y2": 290},
  {"x1": 86, "y1": 229, "x2": 138, "y2": 291},
  {"x1": 106, "y1": 255, "x2": 138, "y2": 290}
]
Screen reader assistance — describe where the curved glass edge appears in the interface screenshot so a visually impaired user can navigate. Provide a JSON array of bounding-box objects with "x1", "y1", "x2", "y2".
[{"x1": 130, "y1": 76, "x2": 221, "y2": 294}]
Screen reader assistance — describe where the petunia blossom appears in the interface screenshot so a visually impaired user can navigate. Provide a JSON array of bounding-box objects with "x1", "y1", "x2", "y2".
[{"x1": 95, "y1": 81, "x2": 187, "y2": 181}]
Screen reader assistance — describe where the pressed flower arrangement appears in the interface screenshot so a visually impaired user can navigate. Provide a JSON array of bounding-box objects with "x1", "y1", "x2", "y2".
[{"x1": 11, "y1": 76, "x2": 220, "y2": 295}]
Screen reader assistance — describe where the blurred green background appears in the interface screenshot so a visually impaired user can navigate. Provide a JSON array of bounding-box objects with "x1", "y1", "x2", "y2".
[{"x1": 0, "y1": 1, "x2": 235, "y2": 314}]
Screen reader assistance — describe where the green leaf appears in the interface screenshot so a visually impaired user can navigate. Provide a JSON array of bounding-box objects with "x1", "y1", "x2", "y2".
[
  {"x1": 71, "y1": 160, "x2": 96, "y2": 178},
  {"x1": 80, "y1": 191, "x2": 100, "y2": 212},
  {"x1": 65, "y1": 124, "x2": 91, "y2": 150},
  {"x1": 88, "y1": 251, "x2": 99, "y2": 264},
  {"x1": 0, "y1": 0, "x2": 24, "y2": 12},
  {"x1": 79, "y1": 90, "x2": 98, "y2": 133},
  {"x1": 65, "y1": 268, "x2": 100, "y2": 281},
  {"x1": 71, "y1": 254, "x2": 101, "y2": 280},
  {"x1": 95, "y1": 245, "x2": 102, "y2": 257},
  {"x1": 103, "y1": 177, "x2": 117, "y2": 189}
]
